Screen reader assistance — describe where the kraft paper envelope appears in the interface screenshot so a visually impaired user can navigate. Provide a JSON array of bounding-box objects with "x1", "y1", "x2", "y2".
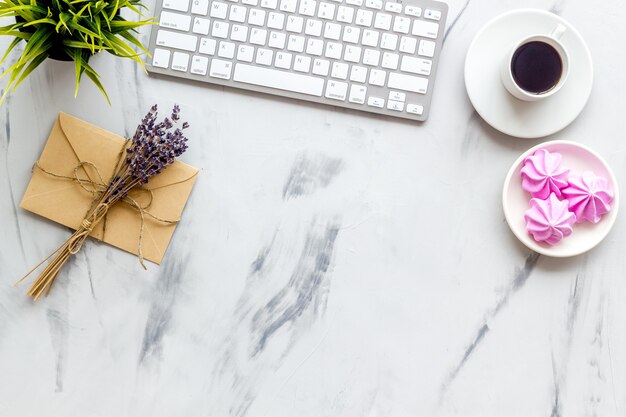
[{"x1": 20, "y1": 112, "x2": 198, "y2": 264}]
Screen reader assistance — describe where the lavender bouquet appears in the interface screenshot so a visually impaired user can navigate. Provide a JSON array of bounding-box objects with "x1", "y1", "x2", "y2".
[{"x1": 21, "y1": 105, "x2": 189, "y2": 300}]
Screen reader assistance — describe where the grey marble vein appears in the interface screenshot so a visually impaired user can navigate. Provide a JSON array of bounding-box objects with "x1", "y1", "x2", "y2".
[
  {"x1": 138, "y1": 244, "x2": 189, "y2": 366},
  {"x1": 439, "y1": 252, "x2": 541, "y2": 401},
  {"x1": 550, "y1": 0, "x2": 567, "y2": 15},
  {"x1": 249, "y1": 222, "x2": 339, "y2": 356},
  {"x1": 444, "y1": 0, "x2": 472, "y2": 41},
  {"x1": 550, "y1": 349, "x2": 561, "y2": 417},
  {"x1": 46, "y1": 304, "x2": 69, "y2": 392},
  {"x1": 282, "y1": 153, "x2": 343, "y2": 200}
]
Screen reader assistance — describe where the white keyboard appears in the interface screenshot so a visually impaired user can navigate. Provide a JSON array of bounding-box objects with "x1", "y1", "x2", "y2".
[{"x1": 147, "y1": 0, "x2": 448, "y2": 121}]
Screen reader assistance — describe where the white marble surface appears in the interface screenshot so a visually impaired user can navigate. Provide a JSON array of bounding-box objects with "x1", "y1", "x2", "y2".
[{"x1": 1, "y1": 0, "x2": 626, "y2": 415}]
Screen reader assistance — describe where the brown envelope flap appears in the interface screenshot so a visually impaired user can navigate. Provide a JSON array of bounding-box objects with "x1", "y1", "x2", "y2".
[{"x1": 58, "y1": 112, "x2": 127, "y2": 185}]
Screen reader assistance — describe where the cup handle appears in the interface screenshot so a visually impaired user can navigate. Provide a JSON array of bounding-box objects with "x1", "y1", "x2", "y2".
[{"x1": 550, "y1": 23, "x2": 567, "y2": 40}]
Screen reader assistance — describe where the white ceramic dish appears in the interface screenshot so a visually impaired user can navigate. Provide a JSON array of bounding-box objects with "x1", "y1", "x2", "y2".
[
  {"x1": 465, "y1": 9, "x2": 593, "y2": 139},
  {"x1": 502, "y1": 141, "x2": 619, "y2": 257}
]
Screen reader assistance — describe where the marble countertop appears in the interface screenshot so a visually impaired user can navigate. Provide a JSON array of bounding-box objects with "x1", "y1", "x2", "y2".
[{"x1": 1, "y1": 0, "x2": 625, "y2": 415}]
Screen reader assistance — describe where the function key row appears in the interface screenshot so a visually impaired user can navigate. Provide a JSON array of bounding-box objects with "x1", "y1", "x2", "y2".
[{"x1": 164, "y1": 0, "x2": 442, "y2": 21}]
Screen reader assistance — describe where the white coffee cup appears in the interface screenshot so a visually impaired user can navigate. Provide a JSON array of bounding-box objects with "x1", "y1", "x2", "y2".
[{"x1": 501, "y1": 24, "x2": 569, "y2": 101}]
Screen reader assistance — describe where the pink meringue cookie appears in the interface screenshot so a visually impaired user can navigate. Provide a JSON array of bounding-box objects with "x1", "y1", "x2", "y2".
[
  {"x1": 520, "y1": 149, "x2": 570, "y2": 199},
  {"x1": 524, "y1": 193, "x2": 576, "y2": 245},
  {"x1": 562, "y1": 171, "x2": 614, "y2": 224}
]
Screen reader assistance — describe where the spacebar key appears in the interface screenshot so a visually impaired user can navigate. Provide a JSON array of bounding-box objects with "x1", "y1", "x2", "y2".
[{"x1": 233, "y1": 64, "x2": 324, "y2": 97}]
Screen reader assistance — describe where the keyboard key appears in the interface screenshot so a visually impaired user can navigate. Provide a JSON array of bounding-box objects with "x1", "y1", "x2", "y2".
[
  {"x1": 362, "y1": 48, "x2": 380, "y2": 66},
  {"x1": 293, "y1": 55, "x2": 311, "y2": 72},
  {"x1": 418, "y1": 39, "x2": 436, "y2": 57},
  {"x1": 248, "y1": 8, "x2": 266, "y2": 25},
  {"x1": 412, "y1": 20, "x2": 438, "y2": 38},
  {"x1": 342, "y1": 26, "x2": 360, "y2": 43},
  {"x1": 198, "y1": 38, "x2": 217, "y2": 55},
  {"x1": 325, "y1": 80, "x2": 348, "y2": 100},
  {"x1": 361, "y1": 29, "x2": 379, "y2": 46},
  {"x1": 424, "y1": 9, "x2": 441, "y2": 20},
  {"x1": 312, "y1": 58, "x2": 330, "y2": 76},
  {"x1": 172, "y1": 51, "x2": 190, "y2": 71},
  {"x1": 367, "y1": 96, "x2": 384, "y2": 107},
  {"x1": 349, "y1": 65, "x2": 367, "y2": 82},
  {"x1": 305, "y1": 19, "x2": 323, "y2": 36},
  {"x1": 388, "y1": 72, "x2": 428, "y2": 93},
  {"x1": 267, "y1": 11, "x2": 285, "y2": 29},
  {"x1": 191, "y1": 0, "x2": 209, "y2": 14},
  {"x1": 337, "y1": 6, "x2": 354, "y2": 23},
  {"x1": 199, "y1": 37, "x2": 216, "y2": 54},
  {"x1": 237, "y1": 44, "x2": 255, "y2": 61},
  {"x1": 399, "y1": 36, "x2": 416, "y2": 53},
  {"x1": 324, "y1": 22, "x2": 342, "y2": 40},
  {"x1": 211, "y1": 21, "x2": 230, "y2": 38},
  {"x1": 269, "y1": 31, "x2": 286, "y2": 48},
  {"x1": 218, "y1": 41, "x2": 236, "y2": 58},
  {"x1": 230, "y1": 5, "x2": 247, "y2": 22},
  {"x1": 234, "y1": 63, "x2": 325, "y2": 96},
  {"x1": 324, "y1": 42, "x2": 342, "y2": 59},
  {"x1": 250, "y1": 28, "x2": 267, "y2": 44},
  {"x1": 404, "y1": 5, "x2": 421, "y2": 17},
  {"x1": 346, "y1": 0, "x2": 362, "y2": 6},
  {"x1": 387, "y1": 99, "x2": 403, "y2": 111},
  {"x1": 388, "y1": 90, "x2": 405, "y2": 101},
  {"x1": 306, "y1": 38, "x2": 324, "y2": 55},
  {"x1": 210, "y1": 59, "x2": 233, "y2": 78},
  {"x1": 374, "y1": 13, "x2": 391, "y2": 30},
  {"x1": 381, "y1": 52, "x2": 398, "y2": 69},
  {"x1": 348, "y1": 84, "x2": 367, "y2": 103},
  {"x1": 368, "y1": 68, "x2": 386, "y2": 86},
  {"x1": 331, "y1": 62, "x2": 349, "y2": 79},
  {"x1": 152, "y1": 48, "x2": 171, "y2": 68},
  {"x1": 385, "y1": 2, "x2": 401, "y2": 12},
  {"x1": 231, "y1": 24, "x2": 249, "y2": 41},
  {"x1": 287, "y1": 34, "x2": 305, "y2": 52},
  {"x1": 380, "y1": 33, "x2": 397, "y2": 50},
  {"x1": 406, "y1": 103, "x2": 424, "y2": 115},
  {"x1": 299, "y1": 0, "x2": 317, "y2": 16},
  {"x1": 163, "y1": 0, "x2": 189, "y2": 12},
  {"x1": 343, "y1": 45, "x2": 361, "y2": 62},
  {"x1": 260, "y1": 0, "x2": 278, "y2": 8},
  {"x1": 255, "y1": 48, "x2": 273, "y2": 65},
  {"x1": 279, "y1": 0, "x2": 297, "y2": 12},
  {"x1": 160, "y1": 11, "x2": 192, "y2": 31},
  {"x1": 317, "y1": 2, "x2": 335, "y2": 19},
  {"x1": 400, "y1": 56, "x2": 431, "y2": 75},
  {"x1": 209, "y1": 1, "x2": 228, "y2": 18},
  {"x1": 192, "y1": 17, "x2": 210, "y2": 34},
  {"x1": 365, "y1": 0, "x2": 382, "y2": 10},
  {"x1": 242, "y1": 0, "x2": 258, "y2": 5},
  {"x1": 355, "y1": 9, "x2": 373, "y2": 26},
  {"x1": 156, "y1": 30, "x2": 198, "y2": 51},
  {"x1": 275, "y1": 51, "x2": 293, "y2": 69},
  {"x1": 190, "y1": 55, "x2": 209, "y2": 74},
  {"x1": 286, "y1": 15, "x2": 304, "y2": 32},
  {"x1": 393, "y1": 16, "x2": 410, "y2": 34}
]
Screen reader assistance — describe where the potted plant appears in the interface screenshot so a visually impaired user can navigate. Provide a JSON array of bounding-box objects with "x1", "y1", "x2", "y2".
[{"x1": 0, "y1": 0, "x2": 153, "y2": 104}]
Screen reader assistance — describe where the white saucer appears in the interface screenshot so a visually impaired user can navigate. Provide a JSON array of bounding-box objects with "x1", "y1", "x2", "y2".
[
  {"x1": 502, "y1": 141, "x2": 619, "y2": 257},
  {"x1": 465, "y1": 9, "x2": 593, "y2": 139}
]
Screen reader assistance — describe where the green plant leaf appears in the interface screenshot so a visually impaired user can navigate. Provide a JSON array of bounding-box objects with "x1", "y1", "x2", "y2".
[
  {"x1": 0, "y1": 37, "x2": 23, "y2": 65},
  {"x1": 17, "y1": 25, "x2": 53, "y2": 66},
  {"x1": 11, "y1": 47, "x2": 48, "y2": 90}
]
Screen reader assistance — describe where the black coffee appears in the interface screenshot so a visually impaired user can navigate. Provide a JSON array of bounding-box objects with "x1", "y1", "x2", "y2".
[{"x1": 511, "y1": 41, "x2": 563, "y2": 94}]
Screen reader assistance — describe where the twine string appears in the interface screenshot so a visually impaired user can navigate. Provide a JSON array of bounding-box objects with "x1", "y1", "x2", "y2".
[{"x1": 30, "y1": 160, "x2": 190, "y2": 264}]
